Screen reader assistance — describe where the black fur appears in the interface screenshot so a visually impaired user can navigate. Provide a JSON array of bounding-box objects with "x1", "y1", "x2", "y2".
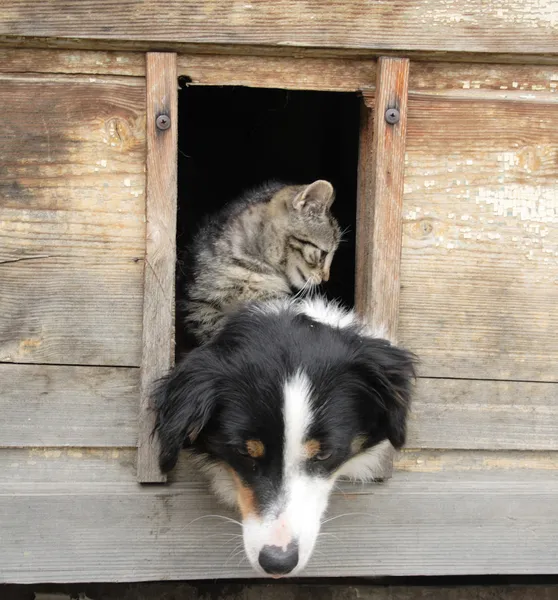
[{"x1": 153, "y1": 302, "x2": 416, "y2": 494}]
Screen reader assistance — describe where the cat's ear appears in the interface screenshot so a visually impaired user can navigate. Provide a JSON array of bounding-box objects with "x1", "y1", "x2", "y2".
[{"x1": 292, "y1": 180, "x2": 335, "y2": 214}]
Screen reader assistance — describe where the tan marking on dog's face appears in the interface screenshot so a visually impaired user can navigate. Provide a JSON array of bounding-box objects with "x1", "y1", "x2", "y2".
[
  {"x1": 246, "y1": 439, "x2": 265, "y2": 459},
  {"x1": 231, "y1": 470, "x2": 259, "y2": 520},
  {"x1": 303, "y1": 439, "x2": 321, "y2": 459},
  {"x1": 351, "y1": 435, "x2": 367, "y2": 455}
]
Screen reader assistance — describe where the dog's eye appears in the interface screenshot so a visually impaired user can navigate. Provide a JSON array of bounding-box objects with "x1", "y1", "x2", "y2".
[
  {"x1": 314, "y1": 450, "x2": 332, "y2": 461},
  {"x1": 236, "y1": 447, "x2": 249, "y2": 456}
]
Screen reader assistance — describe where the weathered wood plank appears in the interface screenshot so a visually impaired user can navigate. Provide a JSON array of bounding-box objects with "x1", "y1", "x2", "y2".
[
  {"x1": 178, "y1": 54, "x2": 376, "y2": 91},
  {"x1": 3, "y1": 50, "x2": 558, "y2": 98},
  {"x1": 356, "y1": 57, "x2": 409, "y2": 342},
  {"x1": 2, "y1": 1, "x2": 558, "y2": 56},
  {"x1": 1, "y1": 468, "x2": 558, "y2": 582},
  {"x1": 409, "y1": 379, "x2": 558, "y2": 451},
  {"x1": 178, "y1": 56, "x2": 558, "y2": 96},
  {"x1": 400, "y1": 97, "x2": 558, "y2": 381},
  {"x1": 137, "y1": 53, "x2": 178, "y2": 483},
  {"x1": 3, "y1": 448, "x2": 558, "y2": 485},
  {"x1": 0, "y1": 73, "x2": 146, "y2": 366},
  {"x1": 409, "y1": 62, "x2": 558, "y2": 95},
  {"x1": 0, "y1": 48, "x2": 145, "y2": 76},
  {"x1": 0, "y1": 258, "x2": 143, "y2": 366},
  {"x1": 3, "y1": 374, "x2": 555, "y2": 450},
  {"x1": 0, "y1": 365, "x2": 138, "y2": 447}
]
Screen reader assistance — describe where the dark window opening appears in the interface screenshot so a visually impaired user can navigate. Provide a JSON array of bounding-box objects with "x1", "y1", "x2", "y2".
[{"x1": 176, "y1": 83, "x2": 360, "y2": 355}]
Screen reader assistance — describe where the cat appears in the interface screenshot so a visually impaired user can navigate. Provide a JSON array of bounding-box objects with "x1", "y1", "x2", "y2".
[{"x1": 180, "y1": 180, "x2": 341, "y2": 344}]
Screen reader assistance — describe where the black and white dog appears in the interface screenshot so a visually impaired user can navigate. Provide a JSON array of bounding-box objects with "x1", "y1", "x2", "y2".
[{"x1": 153, "y1": 297, "x2": 416, "y2": 577}]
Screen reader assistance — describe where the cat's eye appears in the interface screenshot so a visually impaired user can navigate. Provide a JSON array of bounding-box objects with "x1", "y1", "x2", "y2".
[{"x1": 314, "y1": 450, "x2": 332, "y2": 461}]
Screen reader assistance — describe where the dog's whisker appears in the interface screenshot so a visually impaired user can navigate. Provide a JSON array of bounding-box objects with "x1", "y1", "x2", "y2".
[
  {"x1": 206, "y1": 532, "x2": 244, "y2": 542},
  {"x1": 320, "y1": 512, "x2": 373, "y2": 527},
  {"x1": 221, "y1": 543, "x2": 246, "y2": 576},
  {"x1": 181, "y1": 513, "x2": 243, "y2": 531},
  {"x1": 217, "y1": 541, "x2": 244, "y2": 574},
  {"x1": 317, "y1": 531, "x2": 345, "y2": 546}
]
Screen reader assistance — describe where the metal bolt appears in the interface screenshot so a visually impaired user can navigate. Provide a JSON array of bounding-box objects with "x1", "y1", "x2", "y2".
[
  {"x1": 156, "y1": 114, "x2": 171, "y2": 130},
  {"x1": 385, "y1": 108, "x2": 400, "y2": 124}
]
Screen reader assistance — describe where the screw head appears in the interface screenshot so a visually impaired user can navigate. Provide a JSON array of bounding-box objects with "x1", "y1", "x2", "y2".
[
  {"x1": 385, "y1": 108, "x2": 400, "y2": 124},
  {"x1": 156, "y1": 114, "x2": 171, "y2": 130}
]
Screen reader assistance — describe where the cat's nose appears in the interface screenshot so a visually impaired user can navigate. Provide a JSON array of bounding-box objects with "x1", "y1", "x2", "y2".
[{"x1": 321, "y1": 267, "x2": 330, "y2": 282}]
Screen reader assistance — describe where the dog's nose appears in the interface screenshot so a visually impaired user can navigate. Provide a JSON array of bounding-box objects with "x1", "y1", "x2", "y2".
[{"x1": 258, "y1": 541, "x2": 299, "y2": 576}]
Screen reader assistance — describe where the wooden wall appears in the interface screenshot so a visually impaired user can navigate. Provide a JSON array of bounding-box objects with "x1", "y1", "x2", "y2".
[
  {"x1": 1, "y1": 0, "x2": 558, "y2": 57},
  {"x1": 0, "y1": 47, "x2": 557, "y2": 582}
]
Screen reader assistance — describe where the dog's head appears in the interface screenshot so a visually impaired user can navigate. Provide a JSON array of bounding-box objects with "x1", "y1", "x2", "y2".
[{"x1": 153, "y1": 298, "x2": 416, "y2": 577}]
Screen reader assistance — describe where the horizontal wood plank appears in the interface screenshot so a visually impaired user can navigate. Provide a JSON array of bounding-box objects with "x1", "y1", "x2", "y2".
[
  {"x1": 400, "y1": 97, "x2": 558, "y2": 381},
  {"x1": 0, "y1": 257, "x2": 143, "y2": 366},
  {"x1": 178, "y1": 54, "x2": 376, "y2": 91},
  {"x1": 178, "y1": 57, "x2": 558, "y2": 96},
  {"x1": 410, "y1": 62, "x2": 558, "y2": 95},
  {"x1": 0, "y1": 365, "x2": 139, "y2": 447},
  {"x1": 3, "y1": 51, "x2": 557, "y2": 98},
  {"x1": 1, "y1": 1, "x2": 558, "y2": 56},
  {"x1": 2, "y1": 371, "x2": 555, "y2": 449},
  {"x1": 3, "y1": 448, "x2": 558, "y2": 485},
  {"x1": 0, "y1": 49, "x2": 145, "y2": 76},
  {"x1": 1, "y1": 465, "x2": 557, "y2": 582},
  {"x1": 409, "y1": 379, "x2": 558, "y2": 451},
  {"x1": 0, "y1": 73, "x2": 146, "y2": 366}
]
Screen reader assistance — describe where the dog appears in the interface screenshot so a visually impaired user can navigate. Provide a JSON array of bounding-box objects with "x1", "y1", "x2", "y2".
[{"x1": 153, "y1": 297, "x2": 416, "y2": 577}]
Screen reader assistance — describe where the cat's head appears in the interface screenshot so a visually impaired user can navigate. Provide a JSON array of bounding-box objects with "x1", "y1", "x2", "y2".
[{"x1": 275, "y1": 180, "x2": 341, "y2": 290}]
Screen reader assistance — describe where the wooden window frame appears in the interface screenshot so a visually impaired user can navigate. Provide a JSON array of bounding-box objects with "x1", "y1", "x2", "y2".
[{"x1": 137, "y1": 53, "x2": 409, "y2": 483}]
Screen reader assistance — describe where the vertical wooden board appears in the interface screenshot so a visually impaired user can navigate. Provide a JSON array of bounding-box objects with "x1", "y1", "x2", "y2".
[
  {"x1": 356, "y1": 57, "x2": 409, "y2": 342},
  {"x1": 400, "y1": 96, "x2": 558, "y2": 381},
  {"x1": 355, "y1": 58, "x2": 409, "y2": 479},
  {"x1": 137, "y1": 53, "x2": 178, "y2": 482}
]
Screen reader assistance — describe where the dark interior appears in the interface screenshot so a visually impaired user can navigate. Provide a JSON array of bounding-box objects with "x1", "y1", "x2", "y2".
[{"x1": 176, "y1": 82, "x2": 360, "y2": 353}]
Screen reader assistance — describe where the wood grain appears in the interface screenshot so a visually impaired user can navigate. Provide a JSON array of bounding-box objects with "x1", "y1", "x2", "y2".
[
  {"x1": 356, "y1": 57, "x2": 409, "y2": 342},
  {"x1": 409, "y1": 62, "x2": 558, "y2": 95},
  {"x1": 3, "y1": 50, "x2": 558, "y2": 97},
  {"x1": 0, "y1": 73, "x2": 146, "y2": 366},
  {"x1": 2, "y1": 1, "x2": 558, "y2": 56},
  {"x1": 408, "y1": 379, "x2": 558, "y2": 451},
  {"x1": 399, "y1": 97, "x2": 558, "y2": 381},
  {"x1": 0, "y1": 365, "x2": 138, "y2": 448},
  {"x1": 137, "y1": 53, "x2": 178, "y2": 483},
  {"x1": 4, "y1": 447, "x2": 558, "y2": 485},
  {"x1": 0, "y1": 48, "x2": 144, "y2": 76},
  {"x1": 178, "y1": 57, "x2": 558, "y2": 96},
  {"x1": 178, "y1": 54, "x2": 376, "y2": 91},
  {"x1": 0, "y1": 257, "x2": 143, "y2": 366},
  {"x1": 2, "y1": 467, "x2": 558, "y2": 582},
  {"x1": 2, "y1": 367, "x2": 556, "y2": 450}
]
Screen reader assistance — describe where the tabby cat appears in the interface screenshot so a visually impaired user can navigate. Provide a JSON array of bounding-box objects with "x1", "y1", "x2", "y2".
[{"x1": 181, "y1": 180, "x2": 341, "y2": 344}]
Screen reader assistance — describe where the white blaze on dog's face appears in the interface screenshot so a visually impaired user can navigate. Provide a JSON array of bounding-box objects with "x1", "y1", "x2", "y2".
[
  {"x1": 153, "y1": 298, "x2": 416, "y2": 577},
  {"x1": 241, "y1": 372, "x2": 333, "y2": 576}
]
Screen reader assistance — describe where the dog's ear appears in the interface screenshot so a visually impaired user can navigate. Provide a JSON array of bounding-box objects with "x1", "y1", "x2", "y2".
[
  {"x1": 152, "y1": 346, "x2": 220, "y2": 473},
  {"x1": 355, "y1": 338, "x2": 417, "y2": 449}
]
